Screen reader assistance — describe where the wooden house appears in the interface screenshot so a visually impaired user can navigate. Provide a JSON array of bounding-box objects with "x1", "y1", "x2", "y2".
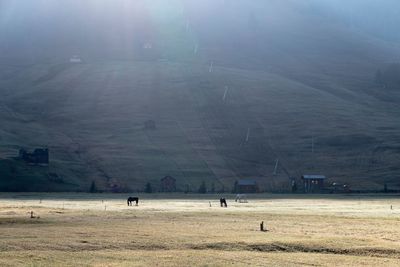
[
  {"x1": 237, "y1": 179, "x2": 258, "y2": 193},
  {"x1": 301, "y1": 175, "x2": 325, "y2": 193},
  {"x1": 19, "y1": 148, "x2": 49, "y2": 165}
]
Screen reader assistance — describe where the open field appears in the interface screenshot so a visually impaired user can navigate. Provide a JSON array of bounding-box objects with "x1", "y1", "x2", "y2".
[{"x1": 1, "y1": 194, "x2": 400, "y2": 266}]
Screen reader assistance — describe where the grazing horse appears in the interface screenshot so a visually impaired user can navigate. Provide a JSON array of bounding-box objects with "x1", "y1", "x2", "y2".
[
  {"x1": 127, "y1": 197, "x2": 139, "y2": 206},
  {"x1": 235, "y1": 194, "x2": 248, "y2": 203},
  {"x1": 220, "y1": 198, "x2": 227, "y2": 207}
]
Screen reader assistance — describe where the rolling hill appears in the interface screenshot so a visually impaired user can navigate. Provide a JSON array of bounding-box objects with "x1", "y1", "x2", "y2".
[{"x1": 0, "y1": 0, "x2": 400, "y2": 192}]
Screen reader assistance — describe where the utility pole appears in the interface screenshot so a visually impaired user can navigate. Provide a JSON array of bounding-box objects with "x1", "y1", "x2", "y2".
[
  {"x1": 245, "y1": 128, "x2": 250, "y2": 143},
  {"x1": 209, "y1": 61, "x2": 214, "y2": 73},
  {"x1": 222, "y1": 86, "x2": 229, "y2": 102},
  {"x1": 311, "y1": 134, "x2": 315, "y2": 170},
  {"x1": 312, "y1": 135, "x2": 314, "y2": 154},
  {"x1": 273, "y1": 158, "x2": 279, "y2": 176}
]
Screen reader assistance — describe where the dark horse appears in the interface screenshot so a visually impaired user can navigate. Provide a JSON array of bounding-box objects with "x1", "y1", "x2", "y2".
[
  {"x1": 127, "y1": 197, "x2": 139, "y2": 206},
  {"x1": 220, "y1": 198, "x2": 227, "y2": 207}
]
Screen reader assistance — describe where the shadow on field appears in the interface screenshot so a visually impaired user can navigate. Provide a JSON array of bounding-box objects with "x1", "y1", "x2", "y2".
[
  {"x1": 189, "y1": 242, "x2": 400, "y2": 259},
  {"x1": 0, "y1": 217, "x2": 50, "y2": 225}
]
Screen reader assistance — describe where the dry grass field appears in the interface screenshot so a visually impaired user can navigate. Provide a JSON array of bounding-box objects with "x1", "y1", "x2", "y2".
[{"x1": 0, "y1": 193, "x2": 400, "y2": 266}]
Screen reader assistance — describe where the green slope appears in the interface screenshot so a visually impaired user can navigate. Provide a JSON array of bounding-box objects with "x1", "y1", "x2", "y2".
[
  {"x1": 1, "y1": 60, "x2": 399, "y2": 192},
  {"x1": 0, "y1": 1, "x2": 400, "y2": 191}
]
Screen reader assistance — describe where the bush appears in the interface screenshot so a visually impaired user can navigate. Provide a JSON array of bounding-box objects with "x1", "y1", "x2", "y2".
[
  {"x1": 198, "y1": 181, "x2": 207, "y2": 194},
  {"x1": 145, "y1": 182, "x2": 153, "y2": 193},
  {"x1": 89, "y1": 181, "x2": 97, "y2": 193}
]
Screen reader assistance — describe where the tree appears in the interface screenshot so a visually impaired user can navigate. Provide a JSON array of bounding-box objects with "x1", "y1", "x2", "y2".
[
  {"x1": 145, "y1": 182, "x2": 153, "y2": 193},
  {"x1": 198, "y1": 181, "x2": 207, "y2": 194},
  {"x1": 184, "y1": 184, "x2": 190, "y2": 194},
  {"x1": 89, "y1": 181, "x2": 97, "y2": 193},
  {"x1": 232, "y1": 180, "x2": 238, "y2": 193},
  {"x1": 293, "y1": 183, "x2": 298, "y2": 193},
  {"x1": 291, "y1": 180, "x2": 298, "y2": 193}
]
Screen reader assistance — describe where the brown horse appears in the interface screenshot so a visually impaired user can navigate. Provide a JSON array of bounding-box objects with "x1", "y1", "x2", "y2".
[
  {"x1": 127, "y1": 197, "x2": 139, "y2": 206},
  {"x1": 220, "y1": 198, "x2": 227, "y2": 207}
]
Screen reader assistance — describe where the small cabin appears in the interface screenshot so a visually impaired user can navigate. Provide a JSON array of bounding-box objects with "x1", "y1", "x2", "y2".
[
  {"x1": 69, "y1": 55, "x2": 82, "y2": 63},
  {"x1": 301, "y1": 175, "x2": 325, "y2": 193},
  {"x1": 237, "y1": 179, "x2": 258, "y2": 193},
  {"x1": 19, "y1": 148, "x2": 49, "y2": 165},
  {"x1": 161, "y1": 176, "x2": 176, "y2": 192}
]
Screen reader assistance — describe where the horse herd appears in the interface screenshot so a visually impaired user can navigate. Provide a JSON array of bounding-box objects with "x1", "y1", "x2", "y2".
[{"x1": 127, "y1": 194, "x2": 247, "y2": 207}]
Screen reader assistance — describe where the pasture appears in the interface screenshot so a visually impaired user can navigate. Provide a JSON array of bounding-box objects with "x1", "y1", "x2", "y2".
[{"x1": 0, "y1": 193, "x2": 400, "y2": 266}]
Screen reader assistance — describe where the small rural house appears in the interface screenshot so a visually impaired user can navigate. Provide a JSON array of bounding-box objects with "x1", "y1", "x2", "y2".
[
  {"x1": 69, "y1": 55, "x2": 82, "y2": 63},
  {"x1": 161, "y1": 176, "x2": 176, "y2": 192},
  {"x1": 301, "y1": 175, "x2": 325, "y2": 193},
  {"x1": 237, "y1": 179, "x2": 258, "y2": 193}
]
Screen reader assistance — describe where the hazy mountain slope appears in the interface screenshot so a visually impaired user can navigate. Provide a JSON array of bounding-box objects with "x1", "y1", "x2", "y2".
[
  {"x1": 1, "y1": 61, "x2": 400, "y2": 192},
  {"x1": 0, "y1": 1, "x2": 399, "y2": 191}
]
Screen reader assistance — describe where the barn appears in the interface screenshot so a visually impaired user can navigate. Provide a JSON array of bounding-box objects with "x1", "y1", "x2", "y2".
[
  {"x1": 19, "y1": 148, "x2": 49, "y2": 165},
  {"x1": 237, "y1": 179, "x2": 258, "y2": 193},
  {"x1": 69, "y1": 55, "x2": 82, "y2": 63},
  {"x1": 301, "y1": 175, "x2": 326, "y2": 193}
]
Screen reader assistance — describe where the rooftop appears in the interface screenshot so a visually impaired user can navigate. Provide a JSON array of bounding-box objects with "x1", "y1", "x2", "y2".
[
  {"x1": 238, "y1": 179, "x2": 257, "y2": 186},
  {"x1": 302, "y1": 175, "x2": 326, "y2": 180}
]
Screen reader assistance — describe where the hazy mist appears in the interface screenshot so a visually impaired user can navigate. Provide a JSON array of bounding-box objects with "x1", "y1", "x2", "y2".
[
  {"x1": 1, "y1": 1, "x2": 400, "y2": 192},
  {"x1": 1, "y1": 0, "x2": 399, "y2": 63}
]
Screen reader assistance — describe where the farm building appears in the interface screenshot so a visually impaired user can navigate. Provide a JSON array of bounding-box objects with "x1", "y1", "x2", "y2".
[
  {"x1": 301, "y1": 175, "x2": 325, "y2": 193},
  {"x1": 19, "y1": 148, "x2": 49, "y2": 165},
  {"x1": 237, "y1": 179, "x2": 258, "y2": 193},
  {"x1": 69, "y1": 55, "x2": 82, "y2": 63},
  {"x1": 160, "y1": 176, "x2": 176, "y2": 192}
]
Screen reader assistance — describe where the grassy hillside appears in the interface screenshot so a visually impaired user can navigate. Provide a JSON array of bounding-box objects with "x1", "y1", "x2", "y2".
[
  {"x1": 0, "y1": 1, "x2": 399, "y2": 192},
  {"x1": 1, "y1": 61, "x2": 400, "y2": 192}
]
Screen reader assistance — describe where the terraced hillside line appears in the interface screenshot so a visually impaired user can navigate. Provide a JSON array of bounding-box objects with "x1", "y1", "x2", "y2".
[
  {"x1": 32, "y1": 63, "x2": 73, "y2": 86},
  {"x1": 188, "y1": 68, "x2": 267, "y2": 182},
  {"x1": 143, "y1": 125, "x2": 199, "y2": 185},
  {"x1": 176, "y1": 68, "x2": 242, "y2": 185},
  {"x1": 176, "y1": 120, "x2": 237, "y2": 187}
]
